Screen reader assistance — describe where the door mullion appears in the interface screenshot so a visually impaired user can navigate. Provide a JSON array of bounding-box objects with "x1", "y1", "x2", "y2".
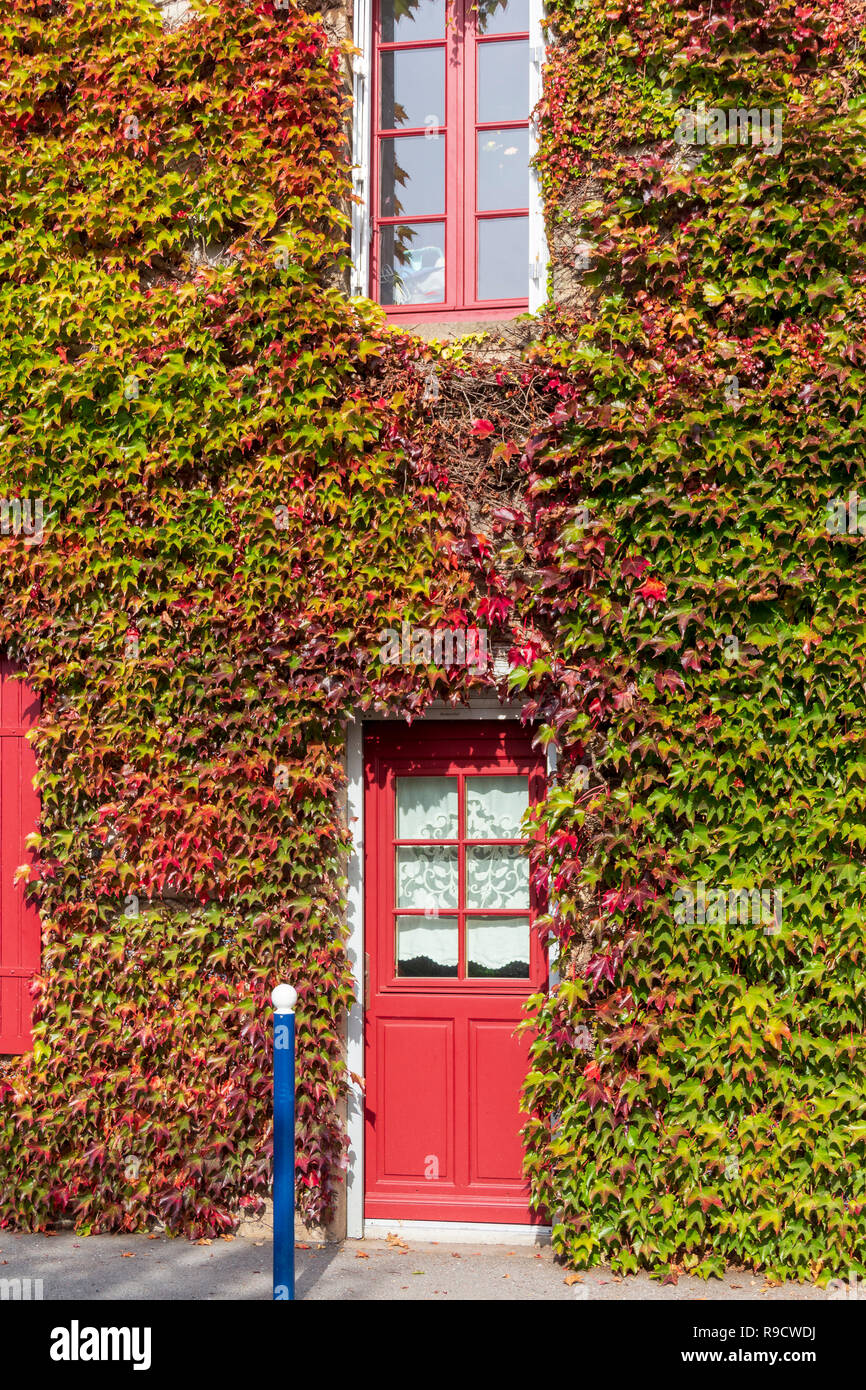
[{"x1": 457, "y1": 770, "x2": 466, "y2": 979}]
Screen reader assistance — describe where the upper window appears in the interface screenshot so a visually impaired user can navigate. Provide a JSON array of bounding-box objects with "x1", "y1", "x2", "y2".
[{"x1": 370, "y1": 0, "x2": 531, "y2": 318}]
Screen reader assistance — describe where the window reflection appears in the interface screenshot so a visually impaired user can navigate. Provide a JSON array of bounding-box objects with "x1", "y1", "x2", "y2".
[
  {"x1": 380, "y1": 48, "x2": 445, "y2": 132},
  {"x1": 477, "y1": 216, "x2": 527, "y2": 300},
  {"x1": 474, "y1": 0, "x2": 529, "y2": 34},
  {"x1": 478, "y1": 39, "x2": 529, "y2": 122},
  {"x1": 380, "y1": 0, "x2": 446, "y2": 42},
  {"x1": 477, "y1": 128, "x2": 529, "y2": 211},
  {"x1": 380, "y1": 135, "x2": 445, "y2": 218},
  {"x1": 379, "y1": 222, "x2": 446, "y2": 305}
]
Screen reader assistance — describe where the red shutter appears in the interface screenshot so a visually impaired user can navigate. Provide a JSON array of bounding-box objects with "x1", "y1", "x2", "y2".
[{"x1": 0, "y1": 659, "x2": 40, "y2": 1054}]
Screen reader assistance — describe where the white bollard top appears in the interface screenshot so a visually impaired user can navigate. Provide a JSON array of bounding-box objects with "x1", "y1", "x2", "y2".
[{"x1": 272, "y1": 983, "x2": 298, "y2": 1014}]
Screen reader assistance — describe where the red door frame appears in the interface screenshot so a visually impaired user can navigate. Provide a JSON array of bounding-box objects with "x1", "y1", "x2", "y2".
[
  {"x1": 363, "y1": 720, "x2": 547, "y2": 1223},
  {"x1": 369, "y1": 0, "x2": 531, "y2": 321},
  {"x1": 0, "y1": 659, "x2": 40, "y2": 1055}
]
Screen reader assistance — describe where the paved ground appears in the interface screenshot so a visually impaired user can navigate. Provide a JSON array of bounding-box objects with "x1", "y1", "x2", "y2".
[{"x1": 0, "y1": 1231, "x2": 832, "y2": 1300}]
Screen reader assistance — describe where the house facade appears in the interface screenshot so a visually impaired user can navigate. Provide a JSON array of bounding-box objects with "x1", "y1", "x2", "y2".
[{"x1": 1, "y1": 0, "x2": 864, "y2": 1281}]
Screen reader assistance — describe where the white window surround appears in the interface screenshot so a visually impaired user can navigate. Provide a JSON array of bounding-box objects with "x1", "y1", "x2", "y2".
[
  {"x1": 344, "y1": 697, "x2": 559, "y2": 1241},
  {"x1": 350, "y1": 0, "x2": 550, "y2": 312}
]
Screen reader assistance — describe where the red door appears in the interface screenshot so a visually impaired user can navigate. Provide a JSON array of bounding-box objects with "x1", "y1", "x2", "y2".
[
  {"x1": 0, "y1": 659, "x2": 40, "y2": 1055},
  {"x1": 364, "y1": 721, "x2": 546, "y2": 1224}
]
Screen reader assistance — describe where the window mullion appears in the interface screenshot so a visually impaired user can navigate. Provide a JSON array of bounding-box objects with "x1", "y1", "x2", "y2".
[{"x1": 451, "y1": 0, "x2": 465, "y2": 311}]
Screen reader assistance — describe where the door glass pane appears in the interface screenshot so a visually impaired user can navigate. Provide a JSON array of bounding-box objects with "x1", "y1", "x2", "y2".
[
  {"x1": 380, "y1": 135, "x2": 445, "y2": 217},
  {"x1": 381, "y1": 0, "x2": 446, "y2": 43},
  {"x1": 475, "y1": 0, "x2": 530, "y2": 34},
  {"x1": 397, "y1": 776, "x2": 458, "y2": 838},
  {"x1": 466, "y1": 775, "x2": 529, "y2": 838},
  {"x1": 477, "y1": 40, "x2": 529, "y2": 122},
  {"x1": 477, "y1": 128, "x2": 529, "y2": 211},
  {"x1": 477, "y1": 215, "x2": 527, "y2": 300},
  {"x1": 397, "y1": 846, "x2": 459, "y2": 908},
  {"x1": 466, "y1": 915, "x2": 530, "y2": 976},
  {"x1": 380, "y1": 47, "x2": 445, "y2": 131},
  {"x1": 465, "y1": 845, "x2": 529, "y2": 908},
  {"x1": 396, "y1": 914, "x2": 458, "y2": 975},
  {"x1": 379, "y1": 221, "x2": 446, "y2": 304}
]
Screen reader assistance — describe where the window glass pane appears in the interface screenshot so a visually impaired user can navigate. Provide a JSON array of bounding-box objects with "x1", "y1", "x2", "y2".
[
  {"x1": 379, "y1": 222, "x2": 445, "y2": 304},
  {"x1": 380, "y1": 47, "x2": 445, "y2": 131},
  {"x1": 477, "y1": 40, "x2": 529, "y2": 122},
  {"x1": 396, "y1": 914, "x2": 458, "y2": 975},
  {"x1": 466, "y1": 915, "x2": 530, "y2": 976},
  {"x1": 381, "y1": 0, "x2": 446, "y2": 42},
  {"x1": 396, "y1": 776, "x2": 458, "y2": 838},
  {"x1": 466, "y1": 775, "x2": 529, "y2": 838},
  {"x1": 397, "y1": 846, "x2": 459, "y2": 908},
  {"x1": 380, "y1": 135, "x2": 445, "y2": 217},
  {"x1": 475, "y1": 0, "x2": 530, "y2": 34},
  {"x1": 466, "y1": 845, "x2": 529, "y2": 909},
  {"x1": 477, "y1": 127, "x2": 529, "y2": 211},
  {"x1": 477, "y1": 215, "x2": 527, "y2": 300}
]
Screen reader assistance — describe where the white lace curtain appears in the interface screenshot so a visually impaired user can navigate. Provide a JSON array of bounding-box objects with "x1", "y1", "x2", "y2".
[{"x1": 395, "y1": 775, "x2": 531, "y2": 972}]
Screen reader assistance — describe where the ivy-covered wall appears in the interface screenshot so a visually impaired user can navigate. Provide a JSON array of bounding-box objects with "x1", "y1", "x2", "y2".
[
  {"x1": 0, "y1": 0, "x2": 485, "y2": 1236},
  {"x1": 514, "y1": 0, "x2": 866, "y2": 1282},
  {"x1": 1, "y1": 0, "x2": 865, "y2": 1283}
]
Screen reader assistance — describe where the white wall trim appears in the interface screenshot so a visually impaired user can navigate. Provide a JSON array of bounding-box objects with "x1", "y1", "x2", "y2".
[
  {"x1": 350, "y1": 2, "x2": 549, "y2": 310},
  {"x1": 350, "y1": 0, "x2": 373, "y2": 298},
  {"x1": 528, "y1": 0, "x2": 550, "y2": 312},
  {"x1": 344, "y1": 697, "x2": 556, "y2": 1238},
  {"x1": 345, "y1": 717, "x2": 366, "y2": 1238}
]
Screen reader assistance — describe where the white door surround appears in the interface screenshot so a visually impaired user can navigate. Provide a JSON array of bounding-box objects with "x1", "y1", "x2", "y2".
[{"x1": 344, "y1": 697, "x2": 557, "y2": 1240}]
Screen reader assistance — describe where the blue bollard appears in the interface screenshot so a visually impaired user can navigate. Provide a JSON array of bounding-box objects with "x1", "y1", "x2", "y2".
[{"x1": 271, "y1": 983, "x2": 297, "y2": 1301}]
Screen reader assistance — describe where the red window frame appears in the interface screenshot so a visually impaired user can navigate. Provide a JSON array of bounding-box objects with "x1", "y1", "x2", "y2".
[
  {"x1": 370, "y1": 0, "x2": 530, "y2": 322},
  {"x1": 365, "y1": 722, "x2": 547, "y2": 998}
]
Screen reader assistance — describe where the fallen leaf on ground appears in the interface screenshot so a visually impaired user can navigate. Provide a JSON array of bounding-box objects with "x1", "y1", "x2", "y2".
[
  {"x1": 121, "y1": 1252, "x2": 135, "y2": 1258},
  {"x1": 196, "y1": 1239, "x2": 212, "y2": 1246},
  {"x1": 355, "y1": 1252, "x2": 370, "y2": 1259},
  {"x1": 564, "y1": 1272, "x2": 583, "y2": 1286}
]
